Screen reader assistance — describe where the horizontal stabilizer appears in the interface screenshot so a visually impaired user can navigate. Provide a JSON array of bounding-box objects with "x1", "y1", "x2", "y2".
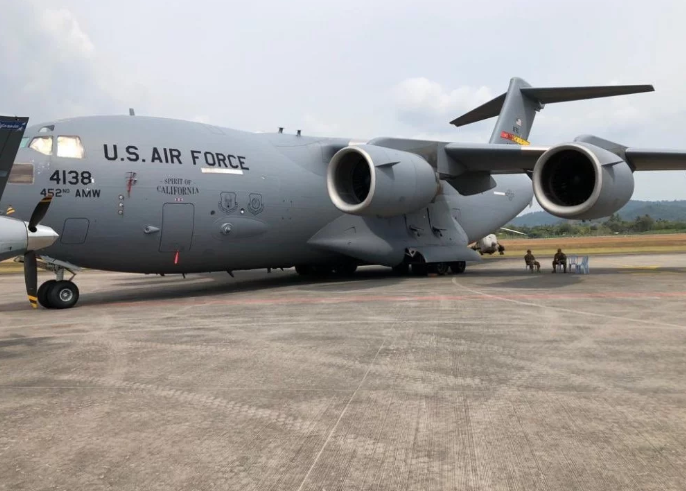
[
  {"x1": 450, "y1": 83, "x2": 653, "y2": 128},
  {"x1": 449, "y1": 94, "x2": 506, "y2": 128},
  {"x1": 520, "y1": 85, "x2": 654, "y2": 104}
]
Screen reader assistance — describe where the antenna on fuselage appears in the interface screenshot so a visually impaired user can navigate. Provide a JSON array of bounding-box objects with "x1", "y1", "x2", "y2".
[{"x1": 129, "y1": 108, "x2": 135, "y2": 116}]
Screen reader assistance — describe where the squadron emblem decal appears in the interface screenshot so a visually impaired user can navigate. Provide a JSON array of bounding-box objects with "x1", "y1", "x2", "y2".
[
  {"x1": 219, "y1": 192, "x2": 238, "y2": 214},
  {"x1": 248, "y1": 193, "x2": 264, "y2": 215}
]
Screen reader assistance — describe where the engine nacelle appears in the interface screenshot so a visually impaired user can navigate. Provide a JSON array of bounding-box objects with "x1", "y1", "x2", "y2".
[
  {"x1": 472, "y1": 234, "x2": 504, "y2": 255},
  {"x1": 0, "y1": 216, "x2": 59, "y2": 261},
  {"x1": 532, "y1": 142, "x2": 634, "y2": 220},
  {"x1": 327, "y1": 144, "x2": 440, "y2": 217}
]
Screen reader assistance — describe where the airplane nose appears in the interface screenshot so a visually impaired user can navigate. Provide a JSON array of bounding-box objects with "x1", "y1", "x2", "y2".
[{"x1": 27, "y1": 224, "x2": 59, "y2": 251}]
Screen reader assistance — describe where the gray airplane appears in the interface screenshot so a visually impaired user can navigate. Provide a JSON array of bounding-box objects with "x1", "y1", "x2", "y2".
[{"x1": 2, "y1": 77, "x2": 686, "y2": 309}]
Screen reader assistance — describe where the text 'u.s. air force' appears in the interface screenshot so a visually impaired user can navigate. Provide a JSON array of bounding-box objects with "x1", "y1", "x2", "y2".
[{"x1": 103, "y1": 145, "x2": 249, "y2": 170}]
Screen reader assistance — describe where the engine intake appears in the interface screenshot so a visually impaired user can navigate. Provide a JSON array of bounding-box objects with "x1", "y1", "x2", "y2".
[
  {"x1": 532, "y1": 142, "x2": 634, "y2": 220},
  {"x1": 327, "y1": 145, "x2": 440, "y2": 217}
]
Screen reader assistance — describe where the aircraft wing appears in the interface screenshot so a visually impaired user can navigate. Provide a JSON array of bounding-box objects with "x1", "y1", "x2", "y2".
[
  {"x1": 622, "y1": 149, "x2": 686, "y2": 171},
  {"x1": 443, "y1": 141, "x2": 686, "y2": 174},
  {"x1": 443, "y1": 143, "x2": 547, "y2": 174},
  {"x1": 0, "y1": 115, "x2": 29, "y2": 199}
]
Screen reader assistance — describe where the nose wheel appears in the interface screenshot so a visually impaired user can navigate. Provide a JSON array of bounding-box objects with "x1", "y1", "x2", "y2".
[
  {"x1": 20, "y1": 256, "x2": 82, "y2": 309},
  {"x1": 38, "y1": 280, "x2": 80, "y2": 309}
]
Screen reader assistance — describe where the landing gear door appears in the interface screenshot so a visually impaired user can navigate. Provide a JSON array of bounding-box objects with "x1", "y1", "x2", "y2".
[{"x1": 159, "y1": 203, "x2": 195, "y2": 252}]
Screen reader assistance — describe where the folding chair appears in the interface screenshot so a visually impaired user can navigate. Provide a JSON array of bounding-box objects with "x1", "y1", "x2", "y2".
[{"x1": 576, "y1": 256, "x2": 589, "y2": 274}]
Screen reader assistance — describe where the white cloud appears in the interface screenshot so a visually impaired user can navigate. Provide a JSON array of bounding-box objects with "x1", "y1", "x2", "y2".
[
  {"x1": 390, "y1": 78, "x2": 493, "y2": 130},
  {"x1": 0, "y1": 1, "x2": 156, "y2": 124},
  {"x1": 302, "y1": 114, "x2": 340, "y2": 136},
  {"x1": 41, "y1": 8, "x2": 95, "y2": 59}
]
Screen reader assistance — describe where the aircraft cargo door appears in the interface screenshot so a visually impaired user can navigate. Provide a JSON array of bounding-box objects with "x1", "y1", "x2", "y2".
[{"x1": 159, "y1": 203, "x2": 195, "y2": 252}]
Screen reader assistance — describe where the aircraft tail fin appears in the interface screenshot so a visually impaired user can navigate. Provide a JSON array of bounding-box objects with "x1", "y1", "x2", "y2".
[{"x1": 449, "y1": 78, "x2": 654, "y2": 145}]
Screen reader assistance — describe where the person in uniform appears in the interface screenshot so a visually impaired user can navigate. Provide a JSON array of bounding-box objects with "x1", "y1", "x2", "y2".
[
  {"x1": 524, "y1": 249, "x2": 540, "y2": 272},
  {"x1": 552, "y1": 248, "x2": 567, "y2": 273}
]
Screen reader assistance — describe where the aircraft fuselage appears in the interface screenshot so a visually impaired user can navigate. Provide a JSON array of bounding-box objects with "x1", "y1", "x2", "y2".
[{"x1": 0, "y1": 116, "x2": 533, "y2": 273}]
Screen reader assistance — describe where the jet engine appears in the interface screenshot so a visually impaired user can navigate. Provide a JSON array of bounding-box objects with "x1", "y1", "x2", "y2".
[
  {"x1": 471, "y1": 234, "x2": 505, "y2": 255},
  {"x1": 327, "y1": 144, "x2": 440, "y2": 217},
  {"x1": 532, "y1": 142, "x2": 634, "y2": 220}
]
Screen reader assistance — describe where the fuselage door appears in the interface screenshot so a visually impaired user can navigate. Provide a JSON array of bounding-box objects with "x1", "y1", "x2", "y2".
[{"x1": 159, "y1": 203, "x2": 195, "y2": 252}]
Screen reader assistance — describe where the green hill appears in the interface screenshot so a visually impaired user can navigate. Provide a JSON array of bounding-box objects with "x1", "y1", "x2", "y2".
[{"x1": 509, "y1": 200, "x2": 686, "y2": 227}]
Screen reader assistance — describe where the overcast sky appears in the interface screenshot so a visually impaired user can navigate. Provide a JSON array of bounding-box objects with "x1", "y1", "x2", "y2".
[{"x1": 2, "y1": 0, "x2": 686, "y2": 213}]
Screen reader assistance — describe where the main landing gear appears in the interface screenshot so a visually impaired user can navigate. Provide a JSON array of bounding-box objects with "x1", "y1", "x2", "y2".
[
  {"x1": 295, "y1": 262, "x2": 358, "y2": 277},
  {"x1": 395, "y1": 260, "x2": 466, "y2": 276},
  {"x1": 29, "y1": 256, "x2": 81, "y2": 309}
]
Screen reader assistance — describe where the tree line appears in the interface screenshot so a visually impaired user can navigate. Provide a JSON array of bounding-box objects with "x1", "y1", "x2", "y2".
[{"x1": 503, "y1": 214, "x2": 686, "y2": 238}]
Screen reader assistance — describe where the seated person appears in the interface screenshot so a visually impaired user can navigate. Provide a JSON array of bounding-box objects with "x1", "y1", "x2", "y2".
[
  {"x1": 524, "y1": 249, "x2": 540, "y2": 272},
  {"x1": 552, "y1": 248, "x2": 567, "y2": 273}
]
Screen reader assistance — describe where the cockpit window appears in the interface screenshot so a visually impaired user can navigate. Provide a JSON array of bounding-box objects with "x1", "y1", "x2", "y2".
[
  {"x1": 29, "y1": 136, "x2": 53, "y2": 155},
  {"x1": 20, "y1": 137, "x2": 29, "y2": 148},
  {"x1": 8, "y1": 163, "x2": 34, "y2": 184},
  {"x1": 56, "y1": 136, "x2": 85, "y2": 159}
]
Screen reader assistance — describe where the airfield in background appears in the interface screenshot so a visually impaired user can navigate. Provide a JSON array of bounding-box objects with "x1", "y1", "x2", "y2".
[{"x1": 495, "y1": 233, "x2": 686, "y2": 256}]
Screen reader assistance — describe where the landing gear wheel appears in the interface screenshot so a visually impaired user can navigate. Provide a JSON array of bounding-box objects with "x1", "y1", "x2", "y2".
[
  {"x1": 334, "y1": 263, "x2": 357, "y2": 276},
  {"x1": 450, "y1": 261, "x2": 466, "y2": 274},
  {"x1": 392, "y1": 263, "x2": 410, "y2": 276},
  {"x1": 37, "y1": 280, "x2": 56, "y2": 309},
  {"x1": 311, "y1": 266, "x2": 333, "y2": 277},
  {"x1": 427, "y1": 262, "x2": 450, "y2": 276},
  {"x1": 46, "y1": 281, "x2": 79, "y2": 309},
  {"x1": 411, "y1": 263, "x2": 428, "y2": 276},
  {"x1": 295, "y1": 265, "x2": 312, "y2": 276}
]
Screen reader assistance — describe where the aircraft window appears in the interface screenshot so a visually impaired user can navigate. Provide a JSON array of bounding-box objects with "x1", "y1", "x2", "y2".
[
  {"x1": 8, "y1": 163, "x2": 34, "y2": 184},
  {"x1": 20, "y1": 137, "x2": 29, "y2": 148},
  {"x1": 56, "y1": 136, "x2": 85, "y2": 159},
  {"x1": 29, "y1": 136, "x2": 53, "y2": 155},
  {"x1": 38, "y1": 125, "x2": 54, "y2": 133}
]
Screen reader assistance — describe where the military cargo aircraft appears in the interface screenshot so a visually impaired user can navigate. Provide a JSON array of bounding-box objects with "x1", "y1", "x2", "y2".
[{"x1": 2, "y1": 76, "x2": 686, "y2": 309}]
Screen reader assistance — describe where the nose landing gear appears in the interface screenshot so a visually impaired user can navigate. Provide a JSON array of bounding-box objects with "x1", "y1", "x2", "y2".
[
  {"x1": 38, "y1": 279, "x2": 80, "y2": 309},
  {"x1": 19, "y1": 256, "x2": 82, "y2": 309}
]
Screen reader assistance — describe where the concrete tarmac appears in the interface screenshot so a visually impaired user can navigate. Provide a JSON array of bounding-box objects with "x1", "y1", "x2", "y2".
[{"x1": 1, "y1": 254, "x2": 686, "y2": 490}]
